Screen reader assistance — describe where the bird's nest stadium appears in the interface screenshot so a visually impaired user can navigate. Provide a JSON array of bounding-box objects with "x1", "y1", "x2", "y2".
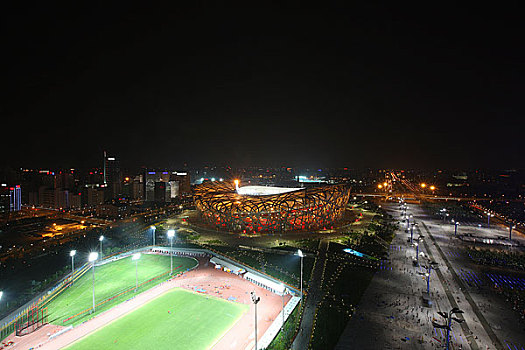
[{"x1": 193, "y1": 181, "x2": 351, "y2": 233}]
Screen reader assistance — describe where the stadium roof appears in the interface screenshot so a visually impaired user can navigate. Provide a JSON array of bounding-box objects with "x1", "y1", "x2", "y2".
[{"x1": 236, "y1": 185, "x2": 302, "y2": 196}]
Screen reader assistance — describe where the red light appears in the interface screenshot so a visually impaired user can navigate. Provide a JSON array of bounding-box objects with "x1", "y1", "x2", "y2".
[
  {"x1": 78, "y1": 193, "x2": 81, "y2": 196},
  {"x1": 9, "y1": 187, "x2": 14, "y2": 190}
]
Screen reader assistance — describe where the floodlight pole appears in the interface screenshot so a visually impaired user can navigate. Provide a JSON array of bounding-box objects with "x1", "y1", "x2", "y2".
[
  {"x1": 92, "y1": 262, "x2": 96, "y2": 312},
  {"x1": 170, "y1": 236, "x2": 173, "y2": 275},
  {"x1": 251, "y1": 291, "x2": 260, "y2": 350},
  {"x1": 298, "y1": 250, "x2": 304, "y2": 310},
  {"x1": 99, "y1": 235, "x2": 104, "y2": 258}
]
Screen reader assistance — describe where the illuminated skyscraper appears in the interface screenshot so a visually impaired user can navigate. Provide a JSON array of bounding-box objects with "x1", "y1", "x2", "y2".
[{"x1": 103, "y1": 151, "x2": 122, "y2": 199}]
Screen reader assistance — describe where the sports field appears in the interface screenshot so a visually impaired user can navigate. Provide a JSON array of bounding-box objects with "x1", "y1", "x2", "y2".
[
  {"x1": 45, "y1": 254, "x2": 197, "y2": 326},
  {"x1": 66, "y1": 288, "x2": 248, "y2": 350}
]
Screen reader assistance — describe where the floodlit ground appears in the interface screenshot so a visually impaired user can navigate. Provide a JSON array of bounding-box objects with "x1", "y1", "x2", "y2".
[
  {"x1": 46, "y1": 254, "x2": 198, "y2": 326},
  {"x1": 5, "y1": 258, "x2": 288, "y2": 350},
  {"x1": 66, "y1": 289, "x2": 247, "y2": 350}
]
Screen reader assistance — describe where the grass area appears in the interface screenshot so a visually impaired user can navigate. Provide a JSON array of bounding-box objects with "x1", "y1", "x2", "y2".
[
  {"x1": 310, "y1": 264, "x2": 375, "y2": 350},
  {"x1": 66, "y1": 289, "x2": 247, "y2": 350},
  {"x1": 309, "y1": 201, "x2": 396, "y2": 349},
  {"x1": 45, "y1": 254, "x2": 198, "y2": 326}
]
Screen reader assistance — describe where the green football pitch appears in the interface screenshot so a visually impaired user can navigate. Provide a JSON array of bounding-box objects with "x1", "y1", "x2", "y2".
[
  {"x1": 45, "y1": 254, "x2": 198, "y2": 326},
  {"x1": 66, "y1": 289, "x2": 248, "y2": 350}
]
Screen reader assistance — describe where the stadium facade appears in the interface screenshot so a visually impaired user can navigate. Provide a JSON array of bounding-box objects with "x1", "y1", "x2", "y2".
[{"x1": 194, "y1": 181, "x2": 351, "y2": 233}]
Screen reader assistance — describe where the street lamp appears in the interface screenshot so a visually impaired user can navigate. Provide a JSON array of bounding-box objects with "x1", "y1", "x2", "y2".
[
  {"x1": 485, "y1": 211, "x2": 493, "y2": 227},
  {"x1": 406, "y1": 214, "x2": 413, "y2": 230},
  {"x1": 99, "y1": 235, "x2": 104, "y2": 257},
  {"x1": 508, "y1": 222, "x2": 514, "y2": 241},
  {"x1": 422, "y1": 261, "x2": 438, "y2": 294},
  {"x1": 151, "y1": 226, "x2": 156, "y2": 246},
  {"x1": 297, "y1": 249, "x2": 304, "y2": 309},
  {"x1": 251, "y1": 291, "x2": 261, "y2": 350},
  {"x1": 433, "y1": 307, "x2": 464, "y2": 350},
  {"x1": 167, "y1": 229, "x2": 175, "y2": 275},
  {"x1": 452, "y1": 220, "x2": 459, "y2": 236},
  {"x1": 132, "y1": 253, "x2": 141, "y2": 291},
  {"x1": 88, "y1": 252, "x2": 99, "y2": 312},
  {"x1": 70, "y1": 250, "x2": 76, "y2": 274}
]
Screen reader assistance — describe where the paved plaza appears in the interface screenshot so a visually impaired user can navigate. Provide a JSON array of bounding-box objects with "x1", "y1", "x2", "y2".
[{"x1": 336, "y1": 202, "x2": 525, "y2": 350}]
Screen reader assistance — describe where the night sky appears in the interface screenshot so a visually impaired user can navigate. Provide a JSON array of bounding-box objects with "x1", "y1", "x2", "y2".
[{"x1": 3, "y1": 4, "x2": 524, "y2": 170}]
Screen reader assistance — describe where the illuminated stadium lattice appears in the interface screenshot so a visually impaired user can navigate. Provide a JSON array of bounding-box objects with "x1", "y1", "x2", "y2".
[{"x1": 194, "y1": 182, "x2": 351, "y2": 233}]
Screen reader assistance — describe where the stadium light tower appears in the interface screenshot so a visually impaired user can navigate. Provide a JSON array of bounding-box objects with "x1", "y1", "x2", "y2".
[
  {"x1": 132, "y1": 253, "x2": 141, "y2": 291},
  {"x1": 251, "y1": 291, "x2": 261, "y2": 350},
  {"x1": 70, "y1": 250, "x2": 76, "y2": 274},
  {"x1": 88, "y1": 252, "x2": 99, "y2": 312},
  {"x1": 167, "y1": 229, "x2": 175, "y2": 275},
  {"x1": 151, "y1": 225, "x2": 156, "y2": 246},
  {"x1": 297, "y1": 249, "x2": 304, "y2": 310},
  {"x1": 99, "y1": 235, "x2": 104, "y2": 257}
]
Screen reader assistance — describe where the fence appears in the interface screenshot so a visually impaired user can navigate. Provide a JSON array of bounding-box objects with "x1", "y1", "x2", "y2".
[
  {"x1": 1, "y1": 244, "x2": 300, "y2": 342},
  {"x1": 0, "y1": 246, "x2": 146, "y2": 341}
]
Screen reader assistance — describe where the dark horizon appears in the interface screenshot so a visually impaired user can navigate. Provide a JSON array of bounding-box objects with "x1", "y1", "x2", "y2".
[{"x1": 3, "y1": 4, "x2": 524, "y2": 170}]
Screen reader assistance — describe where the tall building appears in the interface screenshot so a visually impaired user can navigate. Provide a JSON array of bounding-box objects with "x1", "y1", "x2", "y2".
[
  {"x1": 10, "y1": 185, "x2": 22, "y2": 211},
  {"x1": 132, "y1": 175, "x2": 144, "y2": 200},
  {"x1": 55, "y1": 170, "x2": 75, "y2": 190},
  {"x1": 0, "y1": 184, "x2": 11, "y2": 216},
  {"x1": 87, "y1": 187, "x2": 105, "y2": 207},
  {"x1": 144, "y1": 170, "x2": 189, "y2": 202},
  {"x1": 103, "y1": 152, "x2": 122, "y2": 199},
  {"x1": 154, "y1": 182, "x2": 168, "y2": 202}
]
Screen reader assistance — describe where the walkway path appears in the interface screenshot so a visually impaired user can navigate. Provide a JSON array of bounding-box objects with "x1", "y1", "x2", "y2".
[{"x1": 291, "y1": 239, "x2": 329, "y2": 350}]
